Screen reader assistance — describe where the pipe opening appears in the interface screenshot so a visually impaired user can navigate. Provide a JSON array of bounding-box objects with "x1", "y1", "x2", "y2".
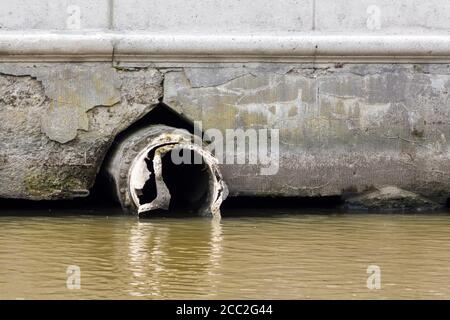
[
  {"x1": 161, "y1": 149, "x2": 212, "y2": 213},
  {"x1": 107, "y1": 125, "x2": 227, "y2": 217},
  {"x1": 133, "y1": 144, "x2": 220, "y2": 216}
]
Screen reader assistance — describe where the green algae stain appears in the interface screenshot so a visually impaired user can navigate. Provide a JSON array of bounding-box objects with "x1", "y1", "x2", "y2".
[{"x1": 24, "y1": 170, "x2": 85, "y2": 197}]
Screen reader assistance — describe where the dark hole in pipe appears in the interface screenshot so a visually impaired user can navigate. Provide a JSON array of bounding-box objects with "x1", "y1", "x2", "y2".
[
  {"x1": 161, "y1": 149, "x2": 211, "y2": 213},
  {"x1": 137, "y1": 149, "x2": 158, "y2": 206}
]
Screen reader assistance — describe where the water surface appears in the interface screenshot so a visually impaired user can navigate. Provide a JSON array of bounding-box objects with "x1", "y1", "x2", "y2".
[{"x1": 1, "y1": 209, "x2": 450, "y2": 299}]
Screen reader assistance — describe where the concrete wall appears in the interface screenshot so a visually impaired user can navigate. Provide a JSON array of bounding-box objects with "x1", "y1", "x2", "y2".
[
  {"x1": 163, "y1": 63, "x2": 450, "y2": 206},
  {"x1": 0, "y1": 0, "x2": 449, "y2": 33},
  {"x1": 0, "y1": 63, "x2": 163, "y2": 200},
  {"x1": 1, "y1": 1, "x2": 450, "y2": 209},
  {"x1": 1, "y1": 61, "x2": 450, "y2": 208},
  {"x1": 1, "y1": 0, "x2": 448, "y2": 63},
  {"x1": 0, "y1": 0, "x2": 111, "y2": 30}
]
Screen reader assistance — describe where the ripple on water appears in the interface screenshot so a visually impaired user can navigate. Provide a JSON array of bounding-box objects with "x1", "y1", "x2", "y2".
[{"x1": 1, "y1": 211, "x2": 450, "y2": 299}]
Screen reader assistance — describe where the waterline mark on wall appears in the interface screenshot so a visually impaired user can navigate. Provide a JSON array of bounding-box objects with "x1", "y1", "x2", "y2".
[{"x1": 170, "y1": 121, "x2": 280, "y2": 176}]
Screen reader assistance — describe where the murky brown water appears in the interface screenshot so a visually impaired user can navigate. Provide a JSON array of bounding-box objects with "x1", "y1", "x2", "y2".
[{"x1": 2, "y1": 209, "x2": 450, "y2": 299}]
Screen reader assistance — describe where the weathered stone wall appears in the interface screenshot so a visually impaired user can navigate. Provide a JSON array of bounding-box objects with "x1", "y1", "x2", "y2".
[
  {"x1": 0, "y1": 60, "x2": 450, "y2": 208},
  {"x1": 0, "y1": 63, "x2": 162, "y2": 199},
  {"x1": 164, "y1": 63, "x2": 450, "y2": 204},
  {"x1": 1, "y1": 62, "x2": 450, "y2": 206},
  {"x1": 1, "y1": 1, "x2": 450, "y2": 208}
]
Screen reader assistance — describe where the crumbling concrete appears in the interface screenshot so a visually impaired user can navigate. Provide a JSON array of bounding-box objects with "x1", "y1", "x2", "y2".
[
  {"x1": 0, "y1": 63, "x2": 162, "y2": 200},
  {"x1": 164, "y1": 63, "x2": 450, "y2": 206},
  {"x1": 1, "y1": 61, "x2": 450, "y2": 211}
]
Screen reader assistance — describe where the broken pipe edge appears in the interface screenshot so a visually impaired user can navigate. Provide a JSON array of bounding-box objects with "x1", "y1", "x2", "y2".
[{"x1": 106, "y1": 125, "x2": 228, "y2": 218}]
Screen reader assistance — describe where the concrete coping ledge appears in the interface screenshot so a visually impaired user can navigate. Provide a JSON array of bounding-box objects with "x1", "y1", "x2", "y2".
[{"x1": 1, "y1": 31, "x2": 450, "y2": 62}]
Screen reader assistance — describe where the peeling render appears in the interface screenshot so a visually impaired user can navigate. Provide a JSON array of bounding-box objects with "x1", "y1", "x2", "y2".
[
  {"x1": 0, "y1": 64, "x2": 121, "y2": 143},
  {"x1": 0, "y1": 63, "x2": 163, "y2": 200}
]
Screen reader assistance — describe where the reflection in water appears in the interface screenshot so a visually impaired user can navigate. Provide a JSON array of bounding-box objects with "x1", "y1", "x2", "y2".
[
  {"x1": 1, "y1": 211, "x2": 450, "y2": 299},
  {"x1": 125, "y1": 217, "x2": 223, "y2": 298}
]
